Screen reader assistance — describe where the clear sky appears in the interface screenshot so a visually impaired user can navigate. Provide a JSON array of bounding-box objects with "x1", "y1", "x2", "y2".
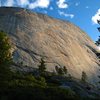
[{"x1": 0, "y1": 0, "x2": 100, "y2": 41}]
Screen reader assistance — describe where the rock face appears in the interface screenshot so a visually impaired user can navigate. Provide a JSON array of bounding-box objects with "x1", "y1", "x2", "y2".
[{"x1": 0, "y1": 7, "x2": 99, "y2": 84}]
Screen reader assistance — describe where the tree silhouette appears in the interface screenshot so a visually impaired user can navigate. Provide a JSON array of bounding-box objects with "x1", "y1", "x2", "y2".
[
  {"x1": 55, "y1": 66, "x2": 59, "y2": 74},
  {"x1": 81, "y1": 71, "x2": 87, "y2": 83},
  {"x1": 63, "y1": 66, "x2": 67, "y2": 75},
  {"x1": 38, "y1": 58, "x2": 46, "y2": 75},
  {"x1": 55, "y1": 66, "x2": 64, "y2": 75},
  {"x1": 95, "y1": 19, "x2": 100, "y2": 46},
  {"x1": 95, "y1": 36, "x2": 100, "y2": 46}
]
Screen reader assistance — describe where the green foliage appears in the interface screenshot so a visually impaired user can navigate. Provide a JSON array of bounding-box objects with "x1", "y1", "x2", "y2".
[
  {"x1": 0, "y1": 31, "x2": 13, "y2": 86},
  {"x1": 36, "y1": 76, "x2": 47, "y2": 87},
  {"x1": 8, "y1": 73, "x2": 47, "y2": 88},
  {"x1": 0, "y1": 27, "x2": 99, "y2": 100},
  {"x1": 0, "y1": 31, "x2": 12, "y2": 65},
  {"x1": 81, "y1": 71, "x2": 87, "y2": 83},
  {"x1": 45, "y1": 87, "x2": 77, "y2": 100},
  {"x1": 0, "y1": 64, "x2": 13, "y2": 86},
  {"x1": 25, "y1": 74, "x2": 36, "y2": 81},
  {"x1": 0, "y1": 64, "x2": 98, "y2": 100},
  {"x1": 96, "y1": 20, "x2": 100, "y2": 85},
  {"x1": 0, "y1": 86, "x2": 79, "y2": 100},
  {"x1": 38, "y1": 58, "x2": 46, "y2": 75},
  {"x1": 0, "y1": 31, "x2": 98, "y2": 99}
]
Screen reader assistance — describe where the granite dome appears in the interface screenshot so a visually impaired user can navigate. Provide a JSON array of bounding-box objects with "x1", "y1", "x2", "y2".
[{"x1": 0, "y1": 7, "x2": 99, "y2": 84}]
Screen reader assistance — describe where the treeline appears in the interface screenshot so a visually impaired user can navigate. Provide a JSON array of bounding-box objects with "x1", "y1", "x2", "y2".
[{"x1": 0, "y1": 31, "x2": 99, "y2": 100}]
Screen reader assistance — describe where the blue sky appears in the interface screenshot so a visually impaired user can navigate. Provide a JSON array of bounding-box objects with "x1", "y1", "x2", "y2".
[{"x1": 0, "y1": 0, "x2": 100, "y2": 41}]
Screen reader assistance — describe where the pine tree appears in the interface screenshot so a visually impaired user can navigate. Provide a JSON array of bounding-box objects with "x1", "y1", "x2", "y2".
[
  {"x1": 81, "y1": 71, "x2": 87, "y2": 83},
  {"x1": 95, "y1": 36, "x2": 100, "y2": 46},
  {"x1": 0, "y1": 31, "x2": 12, "y2": 86},
  {"x1": 58, "y1": 68, "x2": 64, "y2": 75},
  {"x1": 95, "y1": 20, "x2": 100, "y2": 46},
  {"x1": 96, "y1": 19, "x2": 100, "y2": 85},
  {"x1": 55, "y1": 66, "x2": 59, "y2": 74},
  {"x1": 38, "y1": 58, "x2": 46, "y2": 75},
  {"x1": 63, "y1": 66, "x2": 67, "y2": 75},
  {"x1": 55, "y1": 66, "x2": 64, "y2": 75},
  {"x1": 0, "y1": 31, "x2": 12, "y2": 64}
]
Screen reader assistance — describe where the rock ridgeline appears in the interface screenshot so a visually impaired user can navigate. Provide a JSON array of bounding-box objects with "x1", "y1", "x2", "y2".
[{"x1": 0, "y1": 7, "x2": 99, "y2": 84}]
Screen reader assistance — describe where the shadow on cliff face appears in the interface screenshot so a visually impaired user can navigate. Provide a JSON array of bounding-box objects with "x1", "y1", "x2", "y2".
[{"x1": 86, "y1": 45, "x2": 100, "y2": 59}]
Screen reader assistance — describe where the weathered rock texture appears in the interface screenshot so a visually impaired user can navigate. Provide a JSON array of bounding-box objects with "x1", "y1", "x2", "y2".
[{"x1": 0, "y1": 7, "x2": 99, "y2": 84}]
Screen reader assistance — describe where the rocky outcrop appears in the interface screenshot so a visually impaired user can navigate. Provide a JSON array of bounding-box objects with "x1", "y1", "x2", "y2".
[{"x1": 0, "y1": 7, "x2": 99, "y2": 84}]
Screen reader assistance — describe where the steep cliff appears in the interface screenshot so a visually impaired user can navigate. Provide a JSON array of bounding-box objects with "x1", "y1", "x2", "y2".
[{"x1": 0, "y1": 7, "x2": 99, "y2": 84}]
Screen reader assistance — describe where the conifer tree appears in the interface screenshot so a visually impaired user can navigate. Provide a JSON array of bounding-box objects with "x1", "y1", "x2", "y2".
[
  {"x1": 55, "y1": 66, "x2": 64, "y2": 75},
  {"x1": 63, "y1": 66, "x2": 67, "y2": 75},
  {"x1": 95, "y1": 19, "x2": 100, "y2": 46},
  {"x1": 0, "y1": 31, "x2": 12, "y2": 65},
  {"x1": 38, "y1": 58, "x2": 46, "y2": 75},
  {"x1": 81, "y1": 71, "x2": 87, "y2": 83},
  {"x1": 0, "y1": 31, "x2": 12, "y2": 86}
]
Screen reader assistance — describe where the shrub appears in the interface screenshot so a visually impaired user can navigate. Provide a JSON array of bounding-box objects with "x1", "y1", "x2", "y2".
[{"x1": 55, "y1": 66, "x2": 64, "y2": 75}]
